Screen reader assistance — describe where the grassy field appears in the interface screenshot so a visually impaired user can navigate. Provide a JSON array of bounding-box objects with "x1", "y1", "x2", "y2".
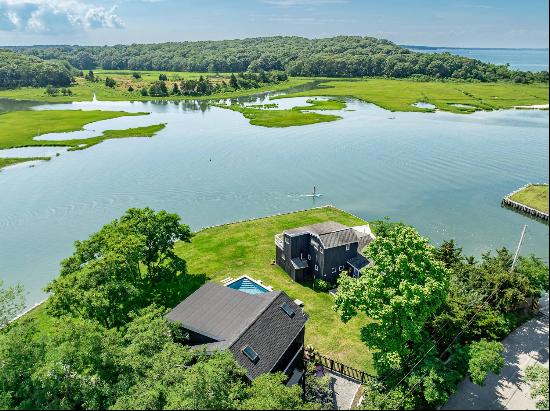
[
  {"x1": 274, "y1": 78, "x2": 549, "y2": 114},
  {"x1": 174, "y1": 206, "x2": 375, "y2": 372},
  {"x1": 509, "y1": 184, "x2": 549, "y2": 214},
  {"x1": 23, "y1": 206, "x2": 375, "y2": 372},
  {"x1": 293, "y1": 98, "x2": 347, "y2": 111},
  {"x1": 214, "y1": 102, "x2": 343, "y2": 127},
  {"x1": 0, "y1": 75, "x2": 315, "y2": 103},
  {"x1": 0, "y1": 110, "x2": 166, "y2": 169}
]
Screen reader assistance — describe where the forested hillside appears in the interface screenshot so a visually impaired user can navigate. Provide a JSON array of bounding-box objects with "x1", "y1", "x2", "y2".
[
  {"x1": 0, "y1": 50, "x2": 74, "y2": 88},
  {"x1": 7, "y1": 36, "x2": 548, "y2": 82}
]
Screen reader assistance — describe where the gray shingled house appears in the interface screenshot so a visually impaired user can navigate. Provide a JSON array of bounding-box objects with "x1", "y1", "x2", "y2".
[
  {"x1": 166, "y1": 282, "x2": 308, "y2": 385},
  {"x1": 275, "y1": 221, "x2": 375, "y2": 283}
]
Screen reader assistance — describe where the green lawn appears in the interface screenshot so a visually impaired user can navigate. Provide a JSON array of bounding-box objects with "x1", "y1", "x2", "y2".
[
  {"x1": 510, "y1": 184, "x2": 549, "y2": 214},
  {"x1": 174, "y1": 206, "x2": 375, "y2": 372},
  {"x1": 0, "y1": 110, "x2": 165, "y2": 169},
  {"x1": 23, "y1": 206, "x2": 375, "y2": 372},
  {"x1": 274, "y1": 78, "x2": 549, "y2": 114}
]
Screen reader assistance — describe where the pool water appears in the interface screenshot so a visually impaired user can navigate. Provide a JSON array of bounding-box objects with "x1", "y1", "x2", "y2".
[{"x1": 226, "y1": 277, "x2": 270, "y2": 295}]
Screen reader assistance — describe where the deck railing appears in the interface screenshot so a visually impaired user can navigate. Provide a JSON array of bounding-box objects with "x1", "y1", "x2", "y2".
[
  {"x1": 275, "y1": 234, "x2": 284, "y2": 249},
  {"x1": 304, "y1": 349, "x2": 374, "y2": 384}
]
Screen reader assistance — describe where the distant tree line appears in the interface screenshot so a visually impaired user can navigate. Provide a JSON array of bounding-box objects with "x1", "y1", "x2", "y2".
[
  {"x1": 0, "y1": 50, "x2": 73, "y2": 89},
  {"x1": 140, "y1": 71, "x2": 287, "y2": 97},
  {"x1": 5, "y1": 36, "x2": 548, "y2": 83}
]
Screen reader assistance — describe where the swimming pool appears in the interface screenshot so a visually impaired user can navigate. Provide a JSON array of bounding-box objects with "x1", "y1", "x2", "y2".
[{"x1": 226, "y1": 276, "x2": 270, "y2": 295}]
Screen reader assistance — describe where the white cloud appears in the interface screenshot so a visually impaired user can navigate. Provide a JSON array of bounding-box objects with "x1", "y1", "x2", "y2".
[{"x1": 0, "y1": 0, "x2": 123, "y2": 33}]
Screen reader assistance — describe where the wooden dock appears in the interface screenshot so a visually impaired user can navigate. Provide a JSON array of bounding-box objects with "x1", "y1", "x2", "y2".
[{"x1": 501, "y1": 183, "x2": 549, "y2": 222}]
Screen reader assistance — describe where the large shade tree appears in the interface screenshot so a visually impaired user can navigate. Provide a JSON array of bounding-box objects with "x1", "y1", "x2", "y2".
[
  {"x1": 334, "y1": 224, "x2": 449, "y2": 373},
  {"x1": 45, "y1": 207, "x2": 194, "y2": 328}
]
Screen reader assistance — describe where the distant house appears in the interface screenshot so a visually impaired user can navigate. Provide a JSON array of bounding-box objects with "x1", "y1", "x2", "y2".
[
  {"x1": 166, "y1": 282, "x2": 308, "y2": 385},
  {"x1": 275, "y1": 221, "x2": 375, "y2": 283}
]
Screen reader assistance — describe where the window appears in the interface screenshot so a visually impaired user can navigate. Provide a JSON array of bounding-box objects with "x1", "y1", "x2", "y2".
[
  {"x1": 315, "y1": 264, "x2": 319, "y2": 271},
  {"x1": 307, "y1": 254, "x2": 311, "y2": 260},
  {"x1": 339, "y1": 265, "x2": 344, "y2": 271},
  {"x1": 346, "y1": 244, "x2": 350, "y2": 251},
  {"x1": 281, "y1": 302, "x2": 295, "y2": 318},
  {"x1": 281, "y1": 253, "x2": 285, "y2": 260},
  {"x1": 242, "y1": 346, "x2": 259, "y2": 364},
  {"x1": 320, "y1": 247, "x2": 324, "y2": 254},
  {"x1": 285, "y1": 237, "x2": 290, "y2": 244},
  {"x1": 331, "y1": 267, "x2": 336, "y2": 274}
]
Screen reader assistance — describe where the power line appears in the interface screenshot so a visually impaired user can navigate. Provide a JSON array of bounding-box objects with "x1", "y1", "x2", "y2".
[{"x1": 391, "y1": 225, "x2": 532, "y2": 408}]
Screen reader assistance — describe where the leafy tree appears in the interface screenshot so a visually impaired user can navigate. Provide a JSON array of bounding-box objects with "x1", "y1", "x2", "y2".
[
  {"x1": 132, "y1": 72, "x2": 141, "y2": 79},
  {"x1": 85, "y1": 70, "x2": 95, "y2": 81},
  {"x1": 140, "y1": 87, "x2": 148, "y2": 96},
  {"x1": 303, "y1": 363, "x2": 333, "y2": 409},
  {"x1": 229, "y1": 73, "x2": 239, "y2": 89},
  {"x1": 435, "y1": 239, "x2": 463, "y2": 268},
  {"x1": 45, "y1": 85, "x2": 59, "y2": 96},
  {"x1": 105, "y1": 77, "x2": 117, "y2": 88},
  {"x1": 0, "y1": 50, "x2": 72, "y2": 88},
  {"x1": 0, "y1": 280, "x2": 24, "y2": 327},
  {"x1": 0, "y1": 319, "x2": 45, "y2": 409},
  {"x1": 159, "y1": 73, "x2": 168, "y2": 81},
  {"x1": 467, "y1": 339, "x2": 504, "y2": 385},
  {"x1": 516, "y1": 255, "x2": 549, "y2": 293},
  {"x1": 171, "y1": 82, "x2": 179, "y2": 95},
  {"x1": 45, "y1": 207, "x2": 194, "y2": 328},
  {"x1": 164, "y1": 351, "x2": 246, "y2": 410},
  {"x1": 239, "y1": 373, "x2": 304, "y2": 410},
  {"x1": 334, "y1": 224, "x2": 449, "y2": 372},
  {"x1": 149, "y1": 81, "x2": 168, "y2": 97}
]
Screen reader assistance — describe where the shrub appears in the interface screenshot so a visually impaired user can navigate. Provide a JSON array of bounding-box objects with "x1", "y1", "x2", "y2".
[{"x1": 314, "y1": 279, "x2": 332, "y2": 292}]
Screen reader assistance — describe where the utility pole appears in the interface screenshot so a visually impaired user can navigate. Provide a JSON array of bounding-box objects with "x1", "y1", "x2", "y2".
[{"x1": 511, "y1": 224, "x2": 527, "y2": 272}]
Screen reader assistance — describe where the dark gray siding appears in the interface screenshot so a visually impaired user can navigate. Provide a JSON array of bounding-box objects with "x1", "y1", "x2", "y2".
[{"x1": 321, "y1": 243, "x2": 359, "y2": 283}]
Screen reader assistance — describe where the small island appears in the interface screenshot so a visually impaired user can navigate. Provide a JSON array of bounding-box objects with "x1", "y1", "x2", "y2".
[{"x1": 502, "y1": 184, "x2": 549, "y2": 221}]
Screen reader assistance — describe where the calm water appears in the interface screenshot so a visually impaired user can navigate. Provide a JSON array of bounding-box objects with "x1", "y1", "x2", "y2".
[
  {"x1": 0, "y1": 96, "x2": 548, "y2": 306},
  {"x1": 406, "y1": 47, "x2": 549, "y2": 72}
]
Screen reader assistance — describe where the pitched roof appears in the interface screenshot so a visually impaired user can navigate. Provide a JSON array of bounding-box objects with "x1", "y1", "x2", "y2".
[
  {"x1": 291, "y1": 257, "x2": 308, "y2": 269},
  {"x1": 285, "y1": 221, "x2": 349, "y2": 236},
  {"x1": 347, "y1": 254, "x2": 371, "y2": 271},
  {"x1": 230, "y1": 292, "x2": 307, "y2": 379},
  {"x1": 166, "y1": 282, "x2": 277, "y2": 343},
  {"x1": 166, "y1": 282, "x2": 308, "y2": 380}
]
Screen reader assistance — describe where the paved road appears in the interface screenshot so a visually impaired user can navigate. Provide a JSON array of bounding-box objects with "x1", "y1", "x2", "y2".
[
  {"x1": 444, "y1": 295, "x2": 549, "y2": 410},
  {"x1": 327, "y1": 371, "x2": 361, "y2": 410}
]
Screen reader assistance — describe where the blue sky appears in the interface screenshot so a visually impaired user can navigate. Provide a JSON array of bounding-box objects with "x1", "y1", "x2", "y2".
[{"x1": 0, "y1": 0, "x2": 548, "y2": 47}]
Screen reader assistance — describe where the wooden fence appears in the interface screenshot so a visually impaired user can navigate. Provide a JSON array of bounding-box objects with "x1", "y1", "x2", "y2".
[{"x1": 304, "y1": 350, "x2": 374, "y2": 384}]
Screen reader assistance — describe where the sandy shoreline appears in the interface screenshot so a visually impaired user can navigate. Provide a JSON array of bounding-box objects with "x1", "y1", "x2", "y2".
[{"x1": 513, "y1": 104, "x2": 549, "y2": 109}]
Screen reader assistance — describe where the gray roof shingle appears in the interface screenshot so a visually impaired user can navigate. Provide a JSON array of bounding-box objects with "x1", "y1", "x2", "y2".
[
  {"x1": 230, "y1": 292, "x2": 308, "y2": 379},
  {"x1": 166, "y1": 282, "x2": 308, "y2": 380}
]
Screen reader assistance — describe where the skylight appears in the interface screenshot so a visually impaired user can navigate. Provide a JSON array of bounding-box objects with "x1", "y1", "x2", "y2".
[
  {"x1": 281, "y1": 302, "x2": 295, "y2": 318},
  {"x1": 242, "y1": 346, "x2": 259, "y2": 364}
]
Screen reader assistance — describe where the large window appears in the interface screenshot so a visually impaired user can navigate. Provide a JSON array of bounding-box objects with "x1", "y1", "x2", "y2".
[
  {"x1": 315, "y1": 264, "x2": 319, "y2": 271},
  {"x1": 346, "y1": 244, "x2": 350, "y2": 251}
]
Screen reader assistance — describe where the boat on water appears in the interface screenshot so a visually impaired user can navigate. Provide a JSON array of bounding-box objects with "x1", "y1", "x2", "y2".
[{"x1": 304, "y1": 186, "x2": 323, "y2": 197}]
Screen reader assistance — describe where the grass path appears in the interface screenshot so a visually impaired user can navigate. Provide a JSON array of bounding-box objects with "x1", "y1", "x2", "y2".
[{"x1": 174, "y1": 206, "x2": 375, "y2": 372}]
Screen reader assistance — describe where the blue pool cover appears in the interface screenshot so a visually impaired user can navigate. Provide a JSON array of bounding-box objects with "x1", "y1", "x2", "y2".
[{"x1": 226, "y1": 277, "x2": 269, "y2": 295}]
